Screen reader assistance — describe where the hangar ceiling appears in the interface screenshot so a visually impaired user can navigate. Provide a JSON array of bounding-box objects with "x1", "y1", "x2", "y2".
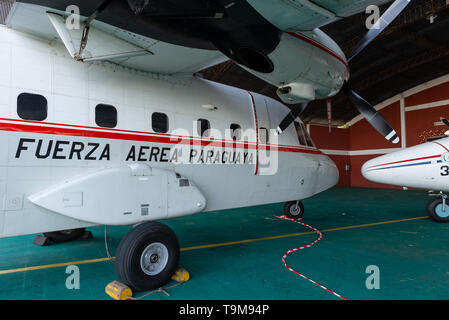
[
  {"x1": 1, "y1": 0, "x2": 449, "y2": 126},
  {"x1": 201, "y1": 0, "x2": 449, "y2": 126}
]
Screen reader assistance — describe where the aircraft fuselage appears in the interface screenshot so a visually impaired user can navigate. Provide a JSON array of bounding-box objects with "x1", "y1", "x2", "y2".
[
  {"x1": 363, "y1": 137, "x2": 449, "y2": 191},
  {"x1": 0, "y1": 26, "x2": 338, "y2": 237}
]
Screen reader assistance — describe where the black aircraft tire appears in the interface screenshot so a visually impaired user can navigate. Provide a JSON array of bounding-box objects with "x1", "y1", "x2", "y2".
[
  {"x1": 426, "y1": 197, "x2": 449, "y2": 223},
  {"x1": 284, "y1": 201, "x2": 304, "y2": 220},
  {"x1": 115, "y1": 222, "x2": 180, "y2": 292},
  {"x1": 43, "y1": 228, "x2": 86, "y2": 243}
]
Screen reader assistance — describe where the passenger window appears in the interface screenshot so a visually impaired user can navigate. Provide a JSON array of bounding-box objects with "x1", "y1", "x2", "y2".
[
  {"x1": 230, "y1": 123, "x2": 241, "y2": 140},
  {"x1": 17, "y1": 93, "x2": 47, "y2": 121},
  {"x1": 152, "y1": 112, "x2": 169, "y2": 133},
  {"x1": 197, "y1": 119, "x2": 210, "y2": 137},
  {"x1": 259, "y1": 127, "x2": 269, "y2": 143},
  {"x1": 302, "y1": 124, "x2": 315, "y2": 147},
  {"x1": 294, "y1": 121, "x2": 307, "y2": 146},
  {"x1": 95, "y1": 104, "x2": 117, "y2": 128}
]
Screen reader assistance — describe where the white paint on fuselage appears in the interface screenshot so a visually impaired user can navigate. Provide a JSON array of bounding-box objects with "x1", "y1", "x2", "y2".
[
  {"x1": 362, "y1": 137, "x2": 449, "y2": 191},
  {"x1": 0, "y1": 26, "x2": 338, "y2": 237}
]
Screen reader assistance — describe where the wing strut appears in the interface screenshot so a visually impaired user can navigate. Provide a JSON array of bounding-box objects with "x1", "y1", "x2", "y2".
[
  {"x1": 77, "y1": 0, "x2": 114, "y2": 60},
  {"x1": 47, "y1": 2, "x2": 153, "y2": 63}
]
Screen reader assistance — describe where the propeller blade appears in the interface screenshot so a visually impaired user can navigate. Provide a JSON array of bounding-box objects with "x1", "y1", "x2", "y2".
[
  {"x1": 348, "y1": 0, "x2": 411, "y2": 61},
  {"x1": 343, "y1": 83, "x2": 399, "y2": 144},
  {"x1": 276, "y1": 102, "x2": 309, "y2": 135}
]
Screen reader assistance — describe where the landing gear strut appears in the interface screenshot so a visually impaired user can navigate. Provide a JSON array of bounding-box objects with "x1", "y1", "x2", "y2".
[
  {"x1": 427, "y1": 193, "x2": 449, "y2": 223},
  {"x1": 115, "y1": 221, "x2": 180, "y2": 292},
  {"x1": 284, "y1": 200, "x2": 304, "y2": 220}
]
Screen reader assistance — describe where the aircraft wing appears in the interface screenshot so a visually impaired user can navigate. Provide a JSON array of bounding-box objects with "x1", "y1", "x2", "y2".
[
  {"x1": 5, "y1": 2, "x2": 228, "y2": 75},
  {"x1": 5, "y1": 1, "x2": 394, "y2": 76},
  {"x1": 247, "y1": 0, "x2": 393, "y2": 31}
]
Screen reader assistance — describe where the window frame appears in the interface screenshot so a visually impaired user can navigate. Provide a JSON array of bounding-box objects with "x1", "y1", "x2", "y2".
[
  {"x1": 259, "y1": 127, "x2": 269, "y2": 144},
  {"x1": 230, "y1": 123, "x2": 242, "y2": 141},
  {"x1": 17, "y1": 92, "x2": 48, "y2": 122},
  {"x1": 294, "y1": 121, "x2": 307, "y2": 146},
  {"x1": 301, "y1": 123, "x2": 315, "y2": 147},
  {"x1": 95, "y1": 104, "x2": 118, "y2": 128},
  {"x1": 197, "y1": 118, "x2": 211, "y2": 138},
  {"x1": 152, "y1": 112, "x2": 169, "y2": 133}
]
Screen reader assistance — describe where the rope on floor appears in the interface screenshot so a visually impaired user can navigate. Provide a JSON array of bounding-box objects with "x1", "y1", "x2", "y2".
[
  {"x1": 104, "y1": 226, "x2": 115, "y2": 262},
  {"x1": 128, "y1": 282, "x2": 183, "y2": 300},
  {"x1": 276, "y1": 215, "x2": 347, "y2": 300}
]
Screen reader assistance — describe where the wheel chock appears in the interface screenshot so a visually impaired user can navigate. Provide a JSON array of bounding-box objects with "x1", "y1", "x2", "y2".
[
  {"x1": 105, "y1": 281, "x2": 133, "y2": 300},
  {"x1": 171, "y1": 268, "x2": 190, "y2": 283},
  {"x1": 106, "y1": 268, "x2": 188, "y2": 300},
  {"x1": 33, "y1": 235, "x2": 53, "y2": 246}
]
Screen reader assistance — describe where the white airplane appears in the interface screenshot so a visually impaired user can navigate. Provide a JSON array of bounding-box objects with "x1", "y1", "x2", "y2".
[
  {"x1": 362, "y1": 119, "x2": 449, "y2": 223},
  {"x1": 0, "y1": 0, "x2": 410, "y2": 291}
]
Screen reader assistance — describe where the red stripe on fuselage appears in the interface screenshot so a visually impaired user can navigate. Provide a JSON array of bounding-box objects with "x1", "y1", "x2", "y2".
[
  {"x1": 366, "y1": 155, "x2": 442, "y2": 170},
  {"x1": 0, "y1": 119, "x2": 323, "y2": 156}
]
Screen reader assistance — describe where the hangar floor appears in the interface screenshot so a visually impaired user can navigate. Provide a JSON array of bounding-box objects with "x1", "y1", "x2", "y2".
[{"x1": 0, "y1": 187, "x2": 448, "y2": 300}]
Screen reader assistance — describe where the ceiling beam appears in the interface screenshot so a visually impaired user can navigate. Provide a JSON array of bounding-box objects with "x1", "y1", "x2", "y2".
[{"x1": 352, "y1": 43, "x2": 449, "y2": 92}]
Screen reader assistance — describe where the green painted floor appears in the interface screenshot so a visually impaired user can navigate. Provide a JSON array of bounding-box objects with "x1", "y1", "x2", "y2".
[{"x1": 0, "y1": 187, "x2": 448, "y2": 300}]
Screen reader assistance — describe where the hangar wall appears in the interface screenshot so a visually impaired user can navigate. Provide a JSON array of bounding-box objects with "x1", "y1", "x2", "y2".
[{"x1": 309, "y1": 74, "x2": 449, "y2": 188}]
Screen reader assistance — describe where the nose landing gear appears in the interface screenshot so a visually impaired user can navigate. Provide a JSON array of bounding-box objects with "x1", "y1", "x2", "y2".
[
  {"x1": 427, "y1": 192, "x2": 449, "y2": 223},
  {"x1": 284, "y1": 200, "x2": 304, "y2": 220},
  {"x1": 115, "y1": 221, "x2": 180, "y2": 292}
]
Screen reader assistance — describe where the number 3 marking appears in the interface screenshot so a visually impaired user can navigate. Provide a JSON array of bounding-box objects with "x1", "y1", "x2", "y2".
[{"x1": 441, "y1": 166, "x2": 449, "y2": 176}]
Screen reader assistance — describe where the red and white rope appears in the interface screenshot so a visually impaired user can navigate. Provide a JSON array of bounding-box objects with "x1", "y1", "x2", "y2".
[{"x1": 276, "y1": 215, "x2": 347, "y2": 300}]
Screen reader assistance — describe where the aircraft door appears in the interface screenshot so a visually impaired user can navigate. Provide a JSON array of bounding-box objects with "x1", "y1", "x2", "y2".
[{"x1": 256, "y1": 98, "x2": 274, "y2": 175}]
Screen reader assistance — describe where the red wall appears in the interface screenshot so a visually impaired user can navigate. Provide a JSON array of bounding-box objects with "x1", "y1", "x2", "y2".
[
  {"x1": 349, "y1": 101, "x2": 401, "y2": 150},
  {"x1": 348, "y1": 155, "x2": 397, "y2": 189},
  {"x1": 405, "y1": 82, "x2": 449, "y2": 106},
  {"x1": 310, "y1": 125, "x2": 350, "y2": 187},
  {"x1": 348, "y1": 101, "x2": 402, "y2": 189},
  {"x1": 406, "y1": 105, "x2": 449, "y2": 147},
  {"x1": 308, "y1": 78, "x2": 449, "y2": 188}
]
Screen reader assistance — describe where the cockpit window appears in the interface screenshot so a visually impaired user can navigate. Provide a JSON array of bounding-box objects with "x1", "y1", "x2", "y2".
[
  {"x1": 301, "y1": 123, "x2": 315, "y2": 147},
  {"x1": 259, "y1": 127, "x2": 269, "y2": 143},
  {"x1": 294, "y1": 121, "x2": 307, "y2": 146},
  {"x1": 294, "y1": 121, "x2": 315, "y2": 147}
]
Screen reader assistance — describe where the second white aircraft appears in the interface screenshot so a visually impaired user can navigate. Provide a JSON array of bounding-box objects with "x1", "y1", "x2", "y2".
[{"x1": 363, "y1": 129, "x2": 449, "y2": 223}]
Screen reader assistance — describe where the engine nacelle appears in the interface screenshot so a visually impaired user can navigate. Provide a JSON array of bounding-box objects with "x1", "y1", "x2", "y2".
[{"x1": 238, "y1": 29, "x2": 349, "y2": 104}]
